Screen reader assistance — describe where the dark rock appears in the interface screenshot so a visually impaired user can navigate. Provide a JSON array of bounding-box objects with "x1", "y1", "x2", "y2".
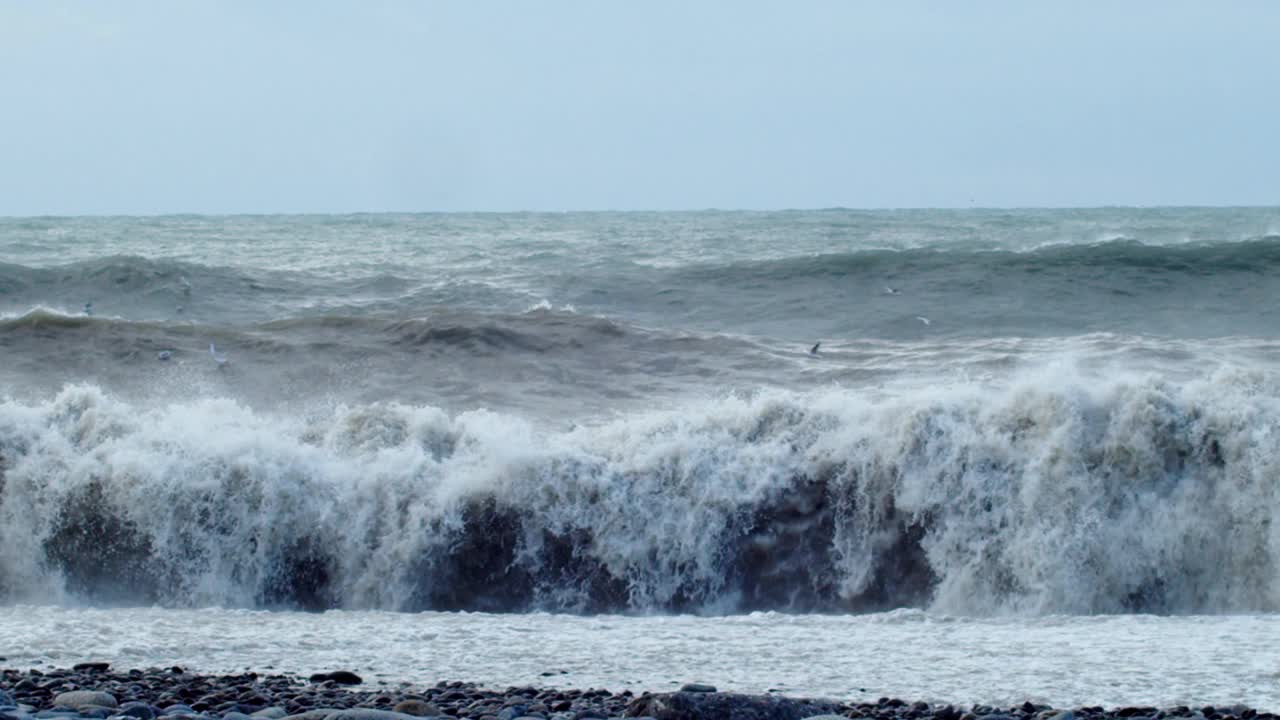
[
  {"x1": 119, "y1": 702, "x2": 158, "y2": 720},
  {"x1": 677, "y1": 687, "x2": 716, "y2": 695},
  {"x1": 73, "y1": 664, "x2": 112, "y2": 674},
  {"x1": 307, "y1": 673, "x2": 362, "y2": 687},
  {"x1": 935, "y1": 706, "x2": 960, "y2": 720},
  {"x1": 624, "y1": 692, "x2": 844, "y2": 720}
]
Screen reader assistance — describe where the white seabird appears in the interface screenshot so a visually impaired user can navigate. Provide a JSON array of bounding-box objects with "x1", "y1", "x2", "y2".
[{"x1": 209, "y1": 343, "x2": 228, "y2": 367}]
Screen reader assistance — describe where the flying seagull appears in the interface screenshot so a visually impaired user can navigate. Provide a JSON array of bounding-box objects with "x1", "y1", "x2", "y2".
[
  {"x1": 809, "y1": 342, "x2": 821, "y2": 355},
  {"x1": 884, "y1": 286, "x2": 899, "y2": 295},
  {"x1": 915, "y1": 316, "x2": 931, "y2": 326},
  {"x1": 209, "y1": 343, "x2": 228, "y2": 367}
]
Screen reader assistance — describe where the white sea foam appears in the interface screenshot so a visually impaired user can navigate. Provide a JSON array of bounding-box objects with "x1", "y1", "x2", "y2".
[
  {"x1": 2, "y1": 361, "x2": 1277, "y2": 615},
  {"x1": 0, "y1": 606, "x2": 1276, "y2": 710}
]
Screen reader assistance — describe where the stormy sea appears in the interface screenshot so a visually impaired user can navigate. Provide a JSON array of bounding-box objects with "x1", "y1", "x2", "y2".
[{"x1": 2, "y1": 208, "x2": 1279, "y2": 709}]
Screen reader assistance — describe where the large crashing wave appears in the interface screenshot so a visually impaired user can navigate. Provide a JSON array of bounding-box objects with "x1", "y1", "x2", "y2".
[{"x1": 1, "y1": 366, "x2": 1277, "y2": 615}]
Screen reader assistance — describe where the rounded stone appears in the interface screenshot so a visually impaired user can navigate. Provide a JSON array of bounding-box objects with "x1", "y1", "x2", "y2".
[
  {"x1": 52, "y1": 692, "x2": 119, "y2": 711},
  {"x1": 119, "y1": 703, "x2": 157, "y2": 720},
  {"x1": 677, "y1": 685, "x2": 716, "y2": 694},
  {"x1": 322, "y1": 712, "x2": 418, "y2": 720},
  {"x1": 391, "y1": 702, "x2": 440, "y2": 718}
]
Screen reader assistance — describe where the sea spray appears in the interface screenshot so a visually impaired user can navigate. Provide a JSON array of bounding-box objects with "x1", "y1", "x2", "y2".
[{"x1": 2, "y1": 363, "x2": 1276, "y2": 615}]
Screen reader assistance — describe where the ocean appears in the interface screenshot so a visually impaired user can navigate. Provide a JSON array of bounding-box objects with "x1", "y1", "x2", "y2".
[{"x1": 2, "y1": 208, "x2": 1279, "y2": 708}]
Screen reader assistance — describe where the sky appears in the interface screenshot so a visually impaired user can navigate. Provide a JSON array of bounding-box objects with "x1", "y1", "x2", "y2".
[{"x1": 1, "y1": 1, "x2": 1277, "y2": 214}]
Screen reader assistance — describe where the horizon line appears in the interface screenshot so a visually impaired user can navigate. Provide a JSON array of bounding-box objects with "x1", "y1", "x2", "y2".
[{"x1": 2, "y1": 203, "x2": 1277, "y2": 220}]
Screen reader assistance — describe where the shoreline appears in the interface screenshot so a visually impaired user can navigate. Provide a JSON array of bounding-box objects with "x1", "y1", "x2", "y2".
[{"x1": 0, "y1": 666, "x2": 1274, "y2": 720}]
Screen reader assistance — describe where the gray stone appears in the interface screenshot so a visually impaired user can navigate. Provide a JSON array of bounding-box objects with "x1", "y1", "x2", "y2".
[
  {"x1": 499, "y1": 708, "x2": 527, "y2": 720},
  {"x1": 162, "y1": 707, "x2": 196, "y2": 716},
  {"x1": 800, "y1": 716, "x2": 847, "y2": 720},
  {"x1": 0, "y1": 689, "x2": 14, "y2": 708},
  {"x1": 279, "y1": 712, "x2": 343, "y2": 720},
  {"x1": 78, "y1": 706, "x2": 119, "y2": 719},
  {"x1": 119, "y1": 703, "x2": 157, "y2": 720},
  {"x1": 223, "y1": 713, "x2": 255, "y2": 720},
  {"x1": 0, "y1": 710, "x2": 31, "y2": 720},
  {"x1": 1035, "y1": 712, "x2": 1074, "y2": 720},
  {"x1": 391, "y1": 702, "x2": 440, "y2": 719},
  {"x1": 53, "y1": 693, "x2": 119, "y2": 711},
  {"x1": 34, "y1": 713, "x2": 81, "y2": 720},
  {"x1": 250, "y1": 710, "x2": 287, "y2": 720}
]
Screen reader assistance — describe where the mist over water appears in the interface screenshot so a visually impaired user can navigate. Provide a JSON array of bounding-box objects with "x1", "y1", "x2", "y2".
[{"x1": 2, "y1": 208, "x2": 1279, "y2": 616}]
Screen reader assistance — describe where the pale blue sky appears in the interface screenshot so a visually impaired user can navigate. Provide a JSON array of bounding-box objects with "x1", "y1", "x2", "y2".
[{"x1": 1, "y1": 1, "x2": 1276, "y2": 214}]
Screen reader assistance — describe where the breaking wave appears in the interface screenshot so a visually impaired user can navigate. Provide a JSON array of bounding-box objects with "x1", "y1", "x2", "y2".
[{"x1": 2, "y1": 364, "x2": 1277, "y2": 616}]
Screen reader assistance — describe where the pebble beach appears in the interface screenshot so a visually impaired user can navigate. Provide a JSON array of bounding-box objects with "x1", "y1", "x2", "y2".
[{"x1": 1, "y1": 666, "x2": 1274, "y2": 720}]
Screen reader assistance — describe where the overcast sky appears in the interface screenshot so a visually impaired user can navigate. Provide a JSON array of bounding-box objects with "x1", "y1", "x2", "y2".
[{"x1": 1, "y1": 1, "x2": 1276, "y2": 214}]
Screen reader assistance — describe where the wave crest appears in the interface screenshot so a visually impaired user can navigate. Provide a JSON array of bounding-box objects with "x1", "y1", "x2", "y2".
[{"x1": 2, "y1": 366, "x2": 1277, "y2": 615}]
